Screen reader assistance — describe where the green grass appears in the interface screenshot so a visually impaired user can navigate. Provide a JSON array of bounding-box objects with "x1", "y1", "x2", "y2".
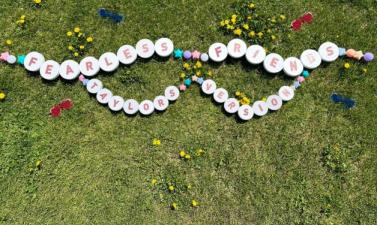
[{"x1": 1, "y1": 0, "x2": 377, "y2": 224}]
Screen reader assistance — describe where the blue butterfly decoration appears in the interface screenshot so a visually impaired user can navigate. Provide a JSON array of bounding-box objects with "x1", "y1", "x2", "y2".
[
  {"x1": 330, "y1": 92, "x2": 356, "y2": 109},
  {"x1": 98, "y1": 8, "x2": 124, "y2": 23}
]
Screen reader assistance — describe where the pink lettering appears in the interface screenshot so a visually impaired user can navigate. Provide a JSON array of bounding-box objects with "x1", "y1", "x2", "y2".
[
  {"x1": 228, "y1": 102, "x2": 236, "y2": 109},
  {"x1": 123, "y1": 49, "x2": 132, "y2": 59},
  {"x1": 215, "y1": 46, "x2": 222, "y2": 58},
  {"x1": 243, "y1": 107, "x2": 249, "y2": 116},
  {"x1": 157, "y1": 99, "x2": 164, "y2": 107},
  {"x1": 306, "y1": 53, "x2": 315, "y2": 64},
  {"x1": 66, "y1": 65, "x2": 74, "y2": 75},
  {"x1": 86, "y1": 61, "x2": 93, "y2": 71},
  {"x1": 45, "y1": 64, "x2": 53, "y2": 75},
  {"x1": 234, "y1": 43, "x2": 241, "y2": 53},
  {"x1": 271, "y1": 98, "x2": 278, "y2": 106},
  {"x1": 290, "y1": 60, "x2": 297, "y2": 71},
  {"x1": 28, "y1": 57, "x2": 37, "y2": 66},
  {"x1": 100, "y1": 93, "x2": 107, "y2": 100},
  {"x1": 113, "y1": 99, "x2": 120, "y2": 107},
  {"x1": 169, "y1": 89, "x2": 176, "y2": 97},
  {"x1": 90, "y1": 82, "x2": 98, "y2": 90},
  {"x1": 326, "y1": 46, "x2": 334, "y2": 56},
  {"x1": 253, "y1": 50, "x2": 260, "y2": 58},
  {"x1": 143, "y1": 103, "x2": 149, "y2": 110},
  {"x1": 161, "y1": 43, "x2": 168, "y2": 51},
  {"x1": 217, "y1": 91, "x2": 224, "y2": 99},
  {"x1": 104, "y1": 57, "x2": 113, "y2": 66},
  {"x1": 270, "y1": 57, "x2": 279, "y2": 68},
  {"x1": 127, "y1": 102, "x2": 134, "y2": 110},
  {"x1": 282, "y1": 88, "x2": 291, "y2": 97},
  {"x1": 142, "y1": 44, "x2": 149, "y2": 53}
]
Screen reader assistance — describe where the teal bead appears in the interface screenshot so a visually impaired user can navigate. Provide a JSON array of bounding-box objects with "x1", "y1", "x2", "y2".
[
  {"x1": 303, "y1": 70, "x2": 310, "y2": 78},
  {"x1": 184, "y1": 78, "x2": 192, "y2": 87}
]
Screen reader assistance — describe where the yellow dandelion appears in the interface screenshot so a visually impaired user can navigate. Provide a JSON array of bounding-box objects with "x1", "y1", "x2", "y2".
[
  {"x1": 74, "y1": 27, "x2": 80, "y2": 33},
  {"x1": 234, "y1": 28, "x2": 242, "y2": 36},
  {"x1": 220, "y1": 20, "x2": 225, "y2": 27},
  {"x1": 66, "y1": 31, "x2": 73, "y2": 37},
  {"x1": 5, "y1": 39, "x2": 12, "y2": 45},
  {"x1": 180, "y1": 72, "x2": 186, "y2": 79},
  {"x1": 224, "y1": 19, "x2": 229, "y2": 25},
  {"x1": 68, "y1": 45, "x2": 74, "y2": 51},
  {"x1": 168, "y1": 185, "x2": 175, "y2": 192},
  {"x1": 74, "y1": 52, "x2": 79, "y2": 57},
  {"x1": 34, "y1": 0, "x2": 42, "y2": 4},
  {"x1": 247, "y1": 16, "x2": 252, "y2": 20},
  {"x1": 151, "y1": 179, "x2": 157, "y2": 185},
  {"x1": 271, "y1": 35, "x2": 277, "y2": 41},
  {"x1": 36, "y1": 160, "x2": 42, "y2": 169},
  {"x1": 231, "y1": 14, "x2": 237, "y2": 19},
  {"x1": 195, "y1": 61, "x2": 202, "y2": 68},
  {"x1": 0, "y1": 92, "x2": 6, "y2": 100},
  {"x1": 248, "y1": 3, "x2": 255, "y2": 9},
  {"x1": 184, "y1": 154, "x2": 191, "y2": 160},
  {"x1": 79, "y1": 45, "x2": 85, "y2": 50},
  {"x1": 257, "y1": 32, "x2": 264, "y2": 38},
  {"x1": 196, "y1": 71, "x2": 202, "y2": 77},
  {"x1": 231, "y1": 18, "x2": 236, "y2": 24},
  {"x1": 171, "y1": 202, "x2": 177, "y2": 210},
  {"x1": 280, "y1": 15, "x2": 286, "y2": 21},
  {"x1": 196, "y1": 149, "x2": 205, "y2": 156},
  {"x1": 21, "y1": 15, "x2": 26, "y2": 20},
  {"x1": 344, "y1": 63, "x2": 351, "y2": 69},
  {"x1": 192, "y1": 200, "x2": 199, "y2": 207},
  {"x1": 179, "y1": 150, "x2": 186, "y2": 158},
  {"x1": 362, "y1": 68, "x2": 368, "y2": 73},
  {"x1": 86, "y1": 37, "x2": 93, "y2": 43},
  {"x1": 207, "y1": 71, "x2": 213, "y2": 76},
  {"x1": 235, "y1": 91, "x2": 241, "y2": 96},
  {"x1": 152, "y1": 138, "x2": 161, "y2": 146},
  {"x1": 242, "y1": 24, "x2": 249, "y2": 30},
  {"x1": 248, "y1": 31, "x2": 256, "y2": 38}
]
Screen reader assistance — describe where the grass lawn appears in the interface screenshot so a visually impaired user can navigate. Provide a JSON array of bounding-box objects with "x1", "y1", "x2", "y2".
[{"x1": 1, "y1": 0, "x2": 377, "y2": 224}]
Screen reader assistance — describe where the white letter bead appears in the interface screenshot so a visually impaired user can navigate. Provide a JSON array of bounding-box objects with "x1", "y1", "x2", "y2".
[
  {"x1": 80, "y1": 57, "x2": 100, "y2": 77},
  {"x1": 86, "y1": 79, "x2": 103, "y2": 94},
  {"x1": 213, "y1": 88, "x2": 229, "y2": 103},
  {"x1": 266, "y1": 95, "x2": 283, "y2": 111},
  {"x1": 108, "y1": 96, "x2": 124, "y2": 112},
  {"x1": 99, "y1": 52, "x2": 119, "y2": 72},
  {"x1": 246, "y1": 45, "x2": 266, "y2": 65},
  {"x1": 201, "y1": 79, "x2": 217, "y2": 95},
  {"x1": 164, "y1": 86, "x2": 180, "y2": 101},
  {"x1": 283, "y1": 57, "x2": 304, "y2": 77},
  {"x1": 153, "y1": 95, "x2": 169, "y2": 111},
  {"x1": 300, "y1": 49, "x2": 321, "y2": 69},
  {"x1": 227, "y1": 39, "x2": 247, "y2": 58},
  {"x1": 136, "y1": 39, "x2": 155, "y2": 59},
  {"x1": 208, "y1": 43, "x2": 228, "y2": 62},
  {"x1": 139, "y1": 100, "x2": 155, "y2": 115},
  {"x1": 318, "y1": 42, "x2": 339, "y2": 62},
  {"x1": 263, "y1": 53, "x2": 284, "y2": 74},
  {"x1": 59, "y1": 60, "x2": 80, "y2": 80},
  {"x1": 123, "y1": 99, "x2": 139, "y2": 115},
  {"x1": 224, "y1": 98, "x2": 240, "y2": 114},
  {"x1": 278, "y1": 86, "x2": 295, "y2": 101},
  {"x1": 24, "y1": 52, "x2": 45, "y2": 72},
  {"x1": 40, "y1": 60, "x2": 60, "y2": 80},
  {"x1": 155, "y1": 38, "x2": 174, "y2": 57},
  {"x1": 252, "y1": 101, "x2": 269, "y2": 116},
  {"x1": 238, "y1": 105, "x2": 254, "y2": 121},
  {"x1": 96, "y1": 88, "x2": 113, "y2": 104},
  {"x1": 117, "y1": 45, "x2": 137, "y2": 65}
]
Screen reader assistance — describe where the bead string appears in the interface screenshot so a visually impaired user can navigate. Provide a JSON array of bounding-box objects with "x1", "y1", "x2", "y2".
[{"x1": 0, "y1": 38, "x2": 373, "y2": 120}]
